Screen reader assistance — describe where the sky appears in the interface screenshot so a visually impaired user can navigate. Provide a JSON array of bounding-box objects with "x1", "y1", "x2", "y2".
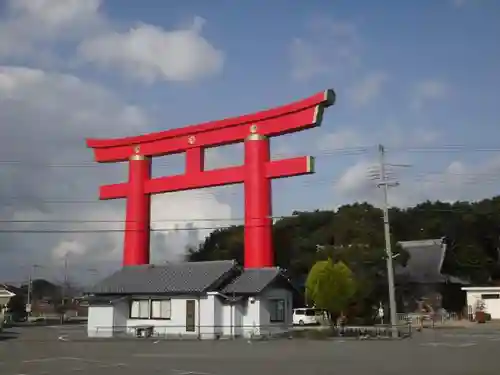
[{"x1": 0, "y1": 0, "x2": 499, "y2": 285}]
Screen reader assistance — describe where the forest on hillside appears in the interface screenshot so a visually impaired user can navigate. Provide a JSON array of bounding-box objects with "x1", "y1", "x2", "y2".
[{"x1": 188, "y1": 197, "x2": 500, "y2": 285}]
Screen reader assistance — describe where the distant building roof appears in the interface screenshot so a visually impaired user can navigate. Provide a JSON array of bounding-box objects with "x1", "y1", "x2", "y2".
[
  {"x1": 0, "y1": 284, "x2": 21, "y2": 296},
  {"x1": 222, "y1": 268, "x2": 285, "y2": 294},
  {"x1": 396, "y1": 238, "x2": 469, "y2": 284},
  {"x1": 87, "y1": 260, "x2": 238, "y2": 295}
]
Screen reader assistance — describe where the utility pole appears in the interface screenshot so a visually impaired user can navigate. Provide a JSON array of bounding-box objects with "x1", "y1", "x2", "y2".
[
  {"x1": 27, "y1": 264, "x2": 41, "y2": 316},
  {"x1": 377, "y1": 144, "x2": 399, "y2": 338},
  {"x1": 63, "y1": 254, "x2": 68, "y2": 305},
  {"x1": 27, "y1": 273, "x2": 32, "y2": 314}
]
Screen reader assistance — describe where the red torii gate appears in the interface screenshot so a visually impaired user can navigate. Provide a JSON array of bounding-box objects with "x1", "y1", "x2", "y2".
[{"x1": 86, "y1": 89, "x2": 335, "y2": 268}]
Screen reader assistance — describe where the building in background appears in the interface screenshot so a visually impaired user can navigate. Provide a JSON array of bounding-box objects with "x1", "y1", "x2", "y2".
[
  {"x1": 396, "y1": 238, "x2": 469, "y2": 314},
  {"x1": 84, "y1": 260, "x2": 296, "y2": 339}
]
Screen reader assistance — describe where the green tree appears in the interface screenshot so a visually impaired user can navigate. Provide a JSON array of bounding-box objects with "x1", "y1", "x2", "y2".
[
  {"x1": 189, "y1": 196, "x2": 500, "y2": 287},
  {"x1": 305, "y1": 259, "x2": 357, "y2": 319}
]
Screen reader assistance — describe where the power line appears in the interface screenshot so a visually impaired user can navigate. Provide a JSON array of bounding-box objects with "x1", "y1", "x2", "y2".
[
  {"x1": 0, "y1": 223, "x2": 280, "y2": 233},
  {"x1": 4, "y1": 143, "x2": 500, "y2": 168},
  {"x1": 0, "y1": 147, "x2": 373, "y2": 167},
  {"x1": 0, "y1": 215, "x2": 292, "y2": 223},
  {"x1": 2, "y1": 204, "x2": 499, "y2": 229},
  {"x1": 2, "y1": 170, "x2": 500, "y2": 205}
]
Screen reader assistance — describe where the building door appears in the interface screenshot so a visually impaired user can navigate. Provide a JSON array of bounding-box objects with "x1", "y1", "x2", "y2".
[{"x1": 186, "y1": 300, "x2": 196, "y2": 332}]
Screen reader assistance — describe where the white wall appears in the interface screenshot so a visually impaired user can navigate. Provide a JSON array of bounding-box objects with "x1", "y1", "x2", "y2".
[
  {"x1": 86, "y1": 288, "x2": 294, "y2": 340},
  {"x1": 199, "y1": 295, "x2": 216, "y2": 339},
  {"x1": 113, "y1": 299, "x2": 128, "y2": 329},
  {"x1": 465, "y1": 288, "x2": 500, "y2": 320},
  {"x1": 219, "y1": 288, "x2": 293, "y2": 339},
  {"x1": 87, "y1": 305, "x2": 114, "y2": 337},
  {"x1": 220, "y1": 297, "x2": 254, "y2": 338},
  {"x1": 123, "y1": 295, "x2": 201, "y2": 338},
  {"x1": 242, "y1": 297, "x2": 260, "y2": 337}
]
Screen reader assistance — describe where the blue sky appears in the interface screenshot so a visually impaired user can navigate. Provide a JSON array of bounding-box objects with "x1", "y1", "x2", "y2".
[
  {"x1": 0, "y1": 0, "x2": 499, "y2": 281},
  {"x1": 87, "y1": 0, "x2": 500, "y2": 214}
]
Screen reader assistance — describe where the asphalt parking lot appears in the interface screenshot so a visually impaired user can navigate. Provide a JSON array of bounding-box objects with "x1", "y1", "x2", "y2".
[{"x1": 1, "y1": 325, "x2": 500, "y2": 375}]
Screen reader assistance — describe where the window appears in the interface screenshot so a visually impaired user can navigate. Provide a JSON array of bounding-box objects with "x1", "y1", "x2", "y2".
[
  {"x1": 481, "y1": 293, "x2": 500, "y2": 300},
  {"x1": 130, "y1": 299, "x2": 149, "y2": 319},
  {"x1": 269, "y1": 299, "x2": 285, "y2": 323},
  {"x1": 305, "y1": 309, "x2": 316, "y2": 316},
  {"x1": 151, "y1": 299, "x2": 171, "y2": 320}
]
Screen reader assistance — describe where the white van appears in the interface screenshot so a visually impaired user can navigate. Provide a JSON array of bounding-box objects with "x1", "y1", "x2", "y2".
[{"x1": 293, "y1": 308, "x2": 320, "y2": 325}]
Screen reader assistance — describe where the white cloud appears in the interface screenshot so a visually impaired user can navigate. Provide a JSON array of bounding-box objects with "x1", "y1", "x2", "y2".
[
  {"x1": 346, "y1": 72, "x2": 389, "y2": 107},
  {"x1": 8, "y1": 0, "x2": 102, "y2": 29},
  {"x1": 0, "y1": 2, "x2": 224, "y2": 84},
  {"x1": 335, "y1": 160, "x2": 377, "y2": 197},
  {"x1": 317, "y1": 129, "x2": 364, "y2": 151},
  {"x1": 290, "y1": 17, "x2": 360, "y2": 81},
  {"x1": 333, "y1": 153, "x2": 500, "y2": 209},
  {"x1": 318, "y1": 124, "x2": 440, "y2": 152},
  {"x1": 0, "y1": 66, "x2": 232, "y2": 283},
  {"x1": 0, "y1": 1, "x2": 230, "y2": 283},
  {"x1": 0, "y1": 0, "x2": 105, "y2": 60},
  {"x1": 411, "y1": 80, "x2": 449, "y2": 110},
  {"x1": 78, "y1": 17, "x2": 224, "y2": 83}
]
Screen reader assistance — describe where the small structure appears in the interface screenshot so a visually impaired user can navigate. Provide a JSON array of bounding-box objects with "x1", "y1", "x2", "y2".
[
  {"x1": 462, "y1": 287, "x2": 500, "y2": 320},
  {"x1": 84, "y1": 260, "x2": 295, "y2": 339},
  {"x1": 0, "y1": 284, "x2": 16, "y2": 308},
  {"x1": 0, "y1": 285, "x2": 16, "y2": 329}
]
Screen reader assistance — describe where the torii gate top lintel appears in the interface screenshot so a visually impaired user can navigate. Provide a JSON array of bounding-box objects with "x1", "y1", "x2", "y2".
[{"x1": 86, "y1": 89, "x2": 335, "y2": 163}]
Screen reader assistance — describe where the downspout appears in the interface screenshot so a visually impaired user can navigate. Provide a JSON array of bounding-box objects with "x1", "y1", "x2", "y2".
[
  {"x1": 197, "y1": 295, "x2": 201, "y2": 340},
  {"x1": 230, "y1": 301, "x2": 233, "y2": 339}
]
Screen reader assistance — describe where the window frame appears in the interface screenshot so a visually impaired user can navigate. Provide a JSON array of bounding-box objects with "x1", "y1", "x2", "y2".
[
  {"x1": 129, "y1": 298, "x2": 150, "y2": 319},
  {"x1": 481, "y1": 293, "x2": 500, "y2": 300},
  {"x1": 150, "y1": 298, "x2": 172, "y2": 320},
  {"x1": 269, "y1": 298, "x2": 286, "y2": 323}
]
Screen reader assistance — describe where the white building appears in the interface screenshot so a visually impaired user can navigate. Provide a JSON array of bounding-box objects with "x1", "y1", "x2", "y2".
[
  {"x1": 0, "y1": 285, "x2": 15, "y2": 308},
  {"x1": 0, "y1": 285, "x2": 16, "y2": 331},
  {"x1": 85, "y1": 260, "x2": 295, "y2": 339},
  {"x1": 462, "y1": 286, "x2": 500, "y2": 320}
]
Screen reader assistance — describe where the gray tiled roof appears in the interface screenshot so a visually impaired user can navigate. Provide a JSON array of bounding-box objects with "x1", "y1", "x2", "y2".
[
  {"x1": 222, "y1": 267, "x2": 284, "y2": 294},
  {"x1": 88, "y1": 260, "x2": 238, "y2": 295},
  {"x1": 396, "y1": 239, "x2": 447, "y2": 283}
]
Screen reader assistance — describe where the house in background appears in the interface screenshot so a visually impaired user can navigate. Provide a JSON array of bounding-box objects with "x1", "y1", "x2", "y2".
[
  {"x1": 396, "y1": 238, "x2": 469, "y2": 313},
  {"x1": 0, "y1": 284, "x2": 16, "y2": 310},
  {"x1": 85, "y1": 260, "x2": 295, "y2": 339},
  {"x1": 461, "y1": 286, "x2": 500, "y2": 320}
]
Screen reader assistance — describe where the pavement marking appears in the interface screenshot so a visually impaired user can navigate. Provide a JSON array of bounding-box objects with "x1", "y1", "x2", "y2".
[
  {"x1": 172, "y1": 370, "x2": 215, "y2": 375},
  {"x1": 421, "y1": 342, "x2": 477, "y2": 348},
  {"x1": 23, "y1": 357, "x2": 65, "y2": 364},
  {"x1": 22, "y1": 356, "x2": 127, "y2": 368},
  {"x1": 135, "y1": 353, "x2": 213, "y2": 359}
]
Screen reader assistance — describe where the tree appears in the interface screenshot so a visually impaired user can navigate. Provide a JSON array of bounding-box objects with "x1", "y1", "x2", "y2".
[
  {"x1": 305, "y1": 259, "x2": 357, "y2": 320},
  {"x1": 189, "y1": 197, "x2": 500, "y2": 287}
]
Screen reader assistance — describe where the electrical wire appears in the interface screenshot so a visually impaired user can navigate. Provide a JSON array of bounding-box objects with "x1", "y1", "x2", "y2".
[
  {"x1": 3, "y1": 143, "x2": 500, "y2": 168},
  {"x1": 0, "y1": 146, "x2": 374, "y2": 167},
  {"x1": 0, "y1": 170, "x2": 498, "y2": 206}
]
